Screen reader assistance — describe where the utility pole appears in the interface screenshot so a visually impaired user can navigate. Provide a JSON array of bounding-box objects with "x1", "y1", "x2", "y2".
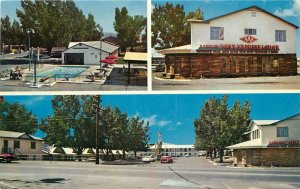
[{"x1": 95, "y1": 95, "x2": 101, "y2": 164}]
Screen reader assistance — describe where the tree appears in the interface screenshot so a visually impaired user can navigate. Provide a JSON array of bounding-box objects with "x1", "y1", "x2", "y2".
[
  {"x1": 0, "y1": 98, "x2": 38, "y2": 134},
  {"x1": 128, "y1": 117, "x2": 150, "y2": 158},
  {"x1": 152, "y1": 3, "x2": 204, "y2": 49},
  {"x1": 114, "y1": 7, "x2": 146, "y2": 51},
  {"x1": 15, "y1": 0, "x2": 103, "y2": 51},
  {"x1": 194, "y1": 95, "x2": 251, "y2": 162},
  {"x1": 40, "y1": 95, "x2": 100, "y2": 155}
]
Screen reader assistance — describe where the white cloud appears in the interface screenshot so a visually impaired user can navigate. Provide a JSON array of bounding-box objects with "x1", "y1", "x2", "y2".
[
  {"x1": 274, "y1": 0, "x2": 300, "y2": 18},
  {"x1": 158, "y1": 120, "x2": 171, "y2": 127},
  {"x1": 175, "y1": 122, "x2": 182, "y2": 126},
  {"x1": 20, "y1": 96, "x2": 48, "y2": 106},
  {"x1": 143, "y1": 114, "x2": 158, "y2": 126}
]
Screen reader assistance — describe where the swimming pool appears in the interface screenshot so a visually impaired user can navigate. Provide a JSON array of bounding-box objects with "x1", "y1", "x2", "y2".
[{"x1": 37, "y1": 66, "x2": 89, "y2": 78}]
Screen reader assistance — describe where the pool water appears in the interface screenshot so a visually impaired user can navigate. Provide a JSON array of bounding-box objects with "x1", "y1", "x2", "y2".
[{"x1": 37, "y1": 66, "x2": 89, "y2": 78}]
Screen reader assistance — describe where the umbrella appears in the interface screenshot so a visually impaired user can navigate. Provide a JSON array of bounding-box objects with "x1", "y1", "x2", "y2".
[
  {"x1": 99, "y1": 59, "x2": 116, "y2": 64},
  {"x1": 105, "y1": 55, "x2": 118, "y2": 59}
]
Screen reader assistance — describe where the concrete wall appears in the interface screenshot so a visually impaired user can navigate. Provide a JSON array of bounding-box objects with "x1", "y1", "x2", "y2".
[
  {"x1": 191, "y1": 8, "x2": 297, "y2": 53},
  {"x1": 233, "y1": 148, "x2": 300, "y2": 166},
  {"x1": 0, "y1": 138, "x2": 43, "y2": 155}
]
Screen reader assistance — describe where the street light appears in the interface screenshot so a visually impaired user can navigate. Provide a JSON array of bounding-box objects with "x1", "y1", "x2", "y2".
[
  {"x1": 96, "y1": 27, "x2": 103, "y2": 72},
  {"x1": 27, "y1": 28, "x2": 34, "y2": 71}
]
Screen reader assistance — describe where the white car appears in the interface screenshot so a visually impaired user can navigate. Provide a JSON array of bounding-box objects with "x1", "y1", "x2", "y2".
[{"x1": 142, "y1": 156, "x2": 156, "y2": 163}]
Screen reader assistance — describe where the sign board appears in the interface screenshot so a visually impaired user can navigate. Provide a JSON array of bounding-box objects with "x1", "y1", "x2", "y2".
[
  {"x1": 268, "y1": 140, "x2": 300, "y2": 147},
  {"x1": 197, "y1": 44, "x2": 279, "y2": 54}
]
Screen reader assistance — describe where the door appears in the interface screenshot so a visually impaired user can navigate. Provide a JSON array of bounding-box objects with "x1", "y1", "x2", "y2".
[
  {"x1": 264, "y1": 56, "x2": 271, "y2": 74},
  {"x1": 65, "y1": 53, "x2": 84, "y2": 65},
  {"x1": 4, "y1": 140, "x2": 8, "y2": 153}
]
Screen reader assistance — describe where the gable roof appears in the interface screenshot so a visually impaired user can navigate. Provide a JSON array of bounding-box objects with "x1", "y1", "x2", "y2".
[
  {"x1": 188, "y1": 5, "x2": 298, "y2": 29},
  {"x1": 0, "y1": 130, "x2": 43, "y2": 141},
  {"x1": 67, "y1": 41, "x2": 119, "y2": 53}
]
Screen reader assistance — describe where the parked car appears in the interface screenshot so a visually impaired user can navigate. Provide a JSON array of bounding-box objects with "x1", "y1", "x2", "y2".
[
  {"x1": 198, "y1": 151, "x2": 206, "y2": 156},
  {"x1": 142, "y1": 156, "x2": 156, "y2": 163},
  {"x1": 160, "y1": 156, "x2": 173, "y2": 163},
  {"x1": 0, "y1": 154, "x2": 15, "y2": 163},
  {"x1": 155, "y1": 64, "x2": 165, "y2": 72}
]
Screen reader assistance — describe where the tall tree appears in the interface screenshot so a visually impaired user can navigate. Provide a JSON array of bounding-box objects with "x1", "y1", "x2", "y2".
[
  {"x1": 194, "y1": 95, "x2": 251, "y2": 162},
  {"x1": 0, "y1": 99, "x2": 38, "y2": 134},
  {"x1": 128, "y1": 117, "x2": 150, "y2": 158},
  {"x1": 16, "y1": 0, "x2": 102, "y2": 51},
  {"x1": 114, "y1": 7, "x2": 146, "y2": 51},
  {"x1": 40, "y1": 95, "x2": 100, "y2": 155},
  {"x1": 152, "y1": 3, "x2": 204, "y2": 49}
]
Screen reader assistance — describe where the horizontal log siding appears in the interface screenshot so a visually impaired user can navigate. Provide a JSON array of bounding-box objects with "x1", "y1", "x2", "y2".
[{"x1": 165, "y1": 53, "x2": 297, "y2": 78}]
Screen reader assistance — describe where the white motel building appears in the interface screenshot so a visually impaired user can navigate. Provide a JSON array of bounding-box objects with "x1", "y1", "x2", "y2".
[
  {"x1": 62, "y1": 41, "x2": 119, "y2": 65},
  {"x1": 228, "y1": 113, "x2": 300, "y2": 166},
  {"x1": 161, "y1": 6, "x2": 298, "y2": 78}
]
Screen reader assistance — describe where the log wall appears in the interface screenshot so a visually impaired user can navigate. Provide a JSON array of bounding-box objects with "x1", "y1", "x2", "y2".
[{"x1": 165, "y1": 53, "x2": 297, "y2": 78}]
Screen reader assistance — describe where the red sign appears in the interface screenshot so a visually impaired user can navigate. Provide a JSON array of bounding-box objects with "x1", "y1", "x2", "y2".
[
  {"x1": 268, "y1": 140, "x2": 300, "y2": 147},
  {"x1": 197, "y1": 44, "x2": 279, "y2": 54},
  {"x1": 240, "y1": 35, "x2": 257, "y2": 43}
]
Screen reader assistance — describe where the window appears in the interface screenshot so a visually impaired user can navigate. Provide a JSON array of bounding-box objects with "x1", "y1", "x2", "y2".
[
  {"x1": 31, "y1": 142, "x2": 36, "y2": 149},
  {"x1": 245, "y1": 28, "x2": 257, "y2": 35},
  {"x1": 14, "y1": 140, "x2": 20, "y2": 148},
  {"x1": 277, "y1": 127, "x2": 289, "y2": 137},
  {"x1": 210, "y1": 27, "x2": 224, "y2": 40},
  {"x1": 275, "y1": 30, "x2": 286, "y2": 42},
  {"x1": 251, "y1": 12, "x2": 256, "y2": 17}
]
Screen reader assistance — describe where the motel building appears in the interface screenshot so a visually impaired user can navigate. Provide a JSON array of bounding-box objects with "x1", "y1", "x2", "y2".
[
  {"x1": 62, "y1": 41, "x2": 119, "y2": 65},
  {"x1": 138, "y1": 143, "x2": 198, "y2": 157},
  {"x1": 160, "y1": 6, "x2": 298, "y2": 78},
  {"x1": 0, "y1": 130, "x2": 43, "y2": 157},
  {"x1": 228, "y1": 113, "x2": 300, "y2": 167}
]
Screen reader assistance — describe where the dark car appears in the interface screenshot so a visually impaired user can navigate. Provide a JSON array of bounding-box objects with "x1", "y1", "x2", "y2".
[
  {"x1": 155, "y1": 64, "x2": 165, "y2": 72},
  {"x1": 160, "y1": 156, "x2": 173, "y2": 163},
  {"x1": 0, "y1": 154, "x2": 15, "y2": 163}
]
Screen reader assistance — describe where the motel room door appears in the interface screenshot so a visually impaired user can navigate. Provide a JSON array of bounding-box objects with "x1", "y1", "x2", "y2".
[{"x1": 3, "y1": 140, "x2": 8, "y2": 153}]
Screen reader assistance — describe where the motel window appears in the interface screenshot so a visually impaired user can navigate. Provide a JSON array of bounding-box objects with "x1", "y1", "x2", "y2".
[
  {"x1": 245, "y1": 29, "x2": 256, "y2": 35},
  {"x1": 14, "y1": 140, "x2": 20, "y2": 149},
  {"x1": 275, "y1": 30, "x2": 286, "y2": 42},
  {"x1": 31, "y1": 142, "x2": 36, "y2": 149},
  {"x1": 210, "y1": 27, "x2": 224, "y2": 40},
  {"x1": 277, "y1": 127, "x2": 289, "y2": 137}
]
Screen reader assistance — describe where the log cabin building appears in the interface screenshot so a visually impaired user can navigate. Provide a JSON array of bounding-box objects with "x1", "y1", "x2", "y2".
[{"x1": 160, "y1": 6, "x2": 298, "y2": 78}]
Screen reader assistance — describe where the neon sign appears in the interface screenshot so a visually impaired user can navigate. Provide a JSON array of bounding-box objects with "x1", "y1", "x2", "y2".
[
  {"x1": 197, "y1": 44, "x2": 279, "y2": 53},
  {"x1": 267, "y1": 140, "x2": 300, "y2": 147}
]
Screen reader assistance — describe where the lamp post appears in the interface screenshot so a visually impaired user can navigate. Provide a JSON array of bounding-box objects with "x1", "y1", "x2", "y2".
[
  {"x1": 96, "y1": 27, "x2": 103, "y2": 72},
  {"x1": 27, "y1": 29, "x2": 34, "y2": 71}
]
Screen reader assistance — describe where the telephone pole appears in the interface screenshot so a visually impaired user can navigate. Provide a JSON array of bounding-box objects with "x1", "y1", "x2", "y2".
[{"x1": 95, "y1": 95, "x2": 101, "y2": 164}]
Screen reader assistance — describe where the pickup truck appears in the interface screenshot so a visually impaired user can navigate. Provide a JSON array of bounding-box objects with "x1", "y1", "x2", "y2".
[{"x1": 0, "y1": 154, "x2": 15, "y2": 163}]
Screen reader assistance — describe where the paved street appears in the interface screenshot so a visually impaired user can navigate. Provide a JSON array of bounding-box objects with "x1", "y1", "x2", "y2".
[
  {"x1": 0, "y1": 157, "x2": 299, "y2": 189},
  {"x1": 152, "y1": 72, "x2": 300, "y2": 91}
]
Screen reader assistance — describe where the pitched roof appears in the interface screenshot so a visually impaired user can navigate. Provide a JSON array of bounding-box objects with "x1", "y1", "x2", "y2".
[
  {"x1": 68, "y1": 41, "x2": 119, "y2": 53},
  {"x1": 0, "y1": 130, "x2": 43, "y2": 141},
  {"x1": 188, "y1": 5, "x2": 298, "y2": 29},
  {"x1": 159, "y1": 45, "x2": 193, "y2": 54},
  {"x1": 227, "y1": 139, "x2": 264, "y2": 149}
]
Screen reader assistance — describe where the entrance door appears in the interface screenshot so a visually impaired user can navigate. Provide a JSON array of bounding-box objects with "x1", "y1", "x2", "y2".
[
  {"x1": 3, "y1": 140, "x2": 8, "y2": 153},
  {"x1": 239, "y1": 57, "x2": 245, "y2": 74},
  {"x1": 264, "y1": 57, "x2": 271, "y2": 74},
  {"x1": 65, "y1": 53, "x2": 84, "y2": 65}
]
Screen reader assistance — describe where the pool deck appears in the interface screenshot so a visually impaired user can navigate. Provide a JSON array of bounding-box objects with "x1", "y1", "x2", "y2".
[{"x1": 0, "y1": 64, "x2": 147, "y2": 91}]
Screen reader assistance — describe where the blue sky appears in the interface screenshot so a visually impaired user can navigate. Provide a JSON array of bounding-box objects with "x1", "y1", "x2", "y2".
[
  {"x1": 152, "y1": 0, "x2": 300, "y2": 57},
  {"x1": 4, "y1": 94, "x2": 300, "y2": 144},
  {"x1": 0, "y1": 0, "x2": 147, "y2": 33}
]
